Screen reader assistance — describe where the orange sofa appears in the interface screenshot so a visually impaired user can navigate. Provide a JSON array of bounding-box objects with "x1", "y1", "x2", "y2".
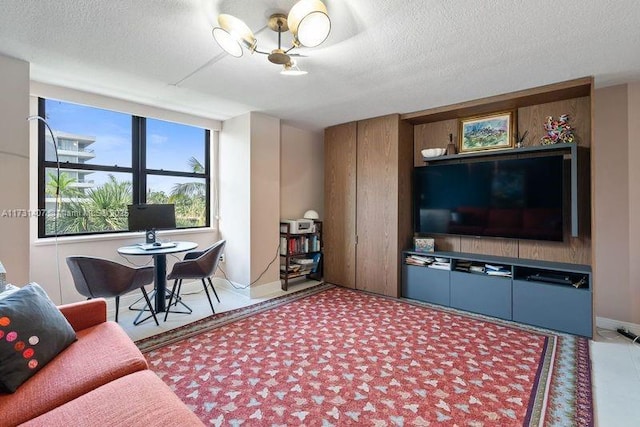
[{"x1": 0, "y1": 299, "x2": 203, "y2": 427}]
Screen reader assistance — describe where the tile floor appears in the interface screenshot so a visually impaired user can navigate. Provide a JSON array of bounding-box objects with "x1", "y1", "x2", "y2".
[
  {"x1": 118, "y1": 281, "x2": 640, "y2": 426},
  {"x1": 119, "y1": 279, "x2": 321, "y2": 342}
]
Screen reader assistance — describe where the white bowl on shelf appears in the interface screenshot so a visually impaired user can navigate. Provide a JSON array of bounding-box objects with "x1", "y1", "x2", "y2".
[{"x1": 421, "y1": 148, "x2": 446, "y2": 158}]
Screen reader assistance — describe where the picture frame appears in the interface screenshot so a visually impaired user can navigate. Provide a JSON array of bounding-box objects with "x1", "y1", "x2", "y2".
[
  {"x1": 459, "y1": 111, "x2": 515, "y2": 153},
  {"x1": 413, "y1": 237, "x2": 435, "y2": 253}
]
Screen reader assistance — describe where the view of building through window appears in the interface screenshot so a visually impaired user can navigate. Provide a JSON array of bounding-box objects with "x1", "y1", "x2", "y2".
[{"x1": 40, "y1": 99, "x2": 209, "y2": 237}]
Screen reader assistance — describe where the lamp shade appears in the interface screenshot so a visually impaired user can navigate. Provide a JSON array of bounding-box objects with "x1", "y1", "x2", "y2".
[
  {"x1": 303, "y1": 210, "x2": 319, "y2": 220},
  {"x1": 213, "y1": 14, "x2": 257, "y2": 56},
  {"x1": 281, "y1": 60, "x2": 308, "y2": 76},
  {"x1": 212, "y1": 27, "x2": 243, "y2": 57},
  {"x1": 287, "y1": 0, "x2": 331, "y2": 47}
]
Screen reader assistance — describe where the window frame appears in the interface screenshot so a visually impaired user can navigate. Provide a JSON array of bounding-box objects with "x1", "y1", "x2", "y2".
[{"x1": 37, "y1": 97, "x2": 211, "y2": 238}]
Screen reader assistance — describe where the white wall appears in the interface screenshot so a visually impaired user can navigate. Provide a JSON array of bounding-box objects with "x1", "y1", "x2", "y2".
[
  {"x1": 280, "y1": 124, "x2": 324, "y2": 220},
  {"x1": 218, "y1": 112, "x2": 282, "y2": 296},
  {"x1": 593, "y1": 83, "x2": 640, "y2": 324},
  {"x1": 31, "y1": 82, "x2": 221, "y2": 131},
  {"x1": 627, "y1": 82, "x2": 640, "y2": 323},
  {"x1": 218, "y1": 113, "x2": 252, "y2": 286},
  {"x1": 249, "y1": 113, "x2": 280, "y2": 290},
  {"x1": 0, "y1": 54, "x2": 30, "y2": 285},
  {"x1": 26, "y1": 84, "x2": 221, "y2": 304}
]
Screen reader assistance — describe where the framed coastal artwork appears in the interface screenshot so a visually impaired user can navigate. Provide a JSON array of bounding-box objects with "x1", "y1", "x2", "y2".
[{"x1": 459, "y1": 111, "x2": 515, "y2": 153}]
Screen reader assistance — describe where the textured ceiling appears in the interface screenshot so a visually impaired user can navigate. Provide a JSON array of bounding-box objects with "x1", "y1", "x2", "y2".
[{"x1": 1, "y1": 0, "x2": 639, "y2": 131}]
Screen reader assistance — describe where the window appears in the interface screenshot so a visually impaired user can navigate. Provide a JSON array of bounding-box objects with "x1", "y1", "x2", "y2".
[{"x1": 38, "y1": 98, "x2": 210, "y2": 237}]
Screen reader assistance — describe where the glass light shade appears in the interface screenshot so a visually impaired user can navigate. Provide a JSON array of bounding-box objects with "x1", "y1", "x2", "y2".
[
  {"x1": 216, "y1": 14, "x2": 256, "y2": 51},
  {"x1": 287, "y1": 0, "x2": 331, "y2": 47},
  {"x1": 281, "y1": 61, "x2": 308, "y2": 76},
  {"x1": 212, "y1": 27, "x2": 243, "y2": 57},
  {"x1": 281, "y1": 68, "x2": 308, "y2": 76}
]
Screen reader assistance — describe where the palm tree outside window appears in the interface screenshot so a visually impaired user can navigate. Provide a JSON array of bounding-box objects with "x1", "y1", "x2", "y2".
[{"x1": 38, "y1": 98, "x2": 210, "y2": 237}]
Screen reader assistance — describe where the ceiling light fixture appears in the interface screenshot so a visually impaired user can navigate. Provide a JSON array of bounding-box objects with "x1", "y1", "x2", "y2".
[
  {"x1": 212, "y1": 0, "x2": 330, "y2": 75},
  {"x1": 281, "y1": 60, "x2": 308, "y2": 76}
]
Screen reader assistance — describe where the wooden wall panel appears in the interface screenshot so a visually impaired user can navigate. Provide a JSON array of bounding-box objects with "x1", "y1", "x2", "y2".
[
  {"x1": 413, "y1": 119, "x2": 458, "y2": 166},
  {"x1": 518, "y1": 236, "x2": 591, "y2": 265},
  {"x1": 460, "y1": 237, "x2": 518, "y2": 258},
  {"x1": 324, "y1": 123, "x2": 357, "y2": 288},
  {"x1": 518, "y1": 97, "x2": 591, "y2": 148},
  {"x1": 408, "y1": 93, "x2": 592, "y2": 266},
  {"x1": 398, "y1": 119, "x2": 416, "y2": 286},
  {"x1": 356, "y1": 115, "x2": 400, "y2": 297},
  {"x1": 517, "y1": 96, "x2": 591, "y2": 264},
  {"x1": 434, "y1": 236, "x2": 461, "y2": 252}
]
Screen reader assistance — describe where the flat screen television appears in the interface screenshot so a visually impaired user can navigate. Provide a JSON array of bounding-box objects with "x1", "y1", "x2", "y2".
[
  {"x1": 127, "y1": 204, "x2": 176, "y2": 233},
  {"x1": 413, "y1": 155, "x2": 565, "y2": 241}
]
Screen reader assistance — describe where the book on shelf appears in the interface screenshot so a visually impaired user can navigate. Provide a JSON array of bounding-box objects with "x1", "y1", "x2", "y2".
[
  {"x1": 454, "y1": 260, "x2": 473, "y2": 272},
  {"x1": 280, "y1": 234, "x2": 321, "y2": 255},
  {"x1": 428, "y1": 262, "x2": 450, "y2": 270},
  {"x1": 405, "y1": 254, "x2": 434, "y2": 266},
  {"x1": 486, "y1": 270, "x2": 512, "y2": 277},
  {"x1": 310, "y1": 253, "x2": 321, "y2": 273},
  {"x1": 280, "y1": 264, "x2": 302, "y2": 272},
  {"x1": 482, "y1": 263, "x2": 510, "y2": 277},
  {"x1": 485, "y1": 264, "x2": 508, "y2": 272}
]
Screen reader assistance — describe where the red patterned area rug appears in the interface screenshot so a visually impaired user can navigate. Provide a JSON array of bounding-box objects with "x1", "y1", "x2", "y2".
[{"x1": 136, "y1": 285, "x2": 593, "y2": 426}]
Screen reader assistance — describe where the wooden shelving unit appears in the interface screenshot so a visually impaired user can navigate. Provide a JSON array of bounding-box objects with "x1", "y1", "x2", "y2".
[
  {"x1": 405, "y1": 76, "x2": 593, "y2": 265},
  {"x1": 279, "y1": 221, "x2": 323, "y2": 291}
]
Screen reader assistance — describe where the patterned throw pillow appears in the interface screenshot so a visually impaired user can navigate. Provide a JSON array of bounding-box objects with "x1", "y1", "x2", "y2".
[{"x1": 0, "y1": 283, "x2": 77, "y2": 393}]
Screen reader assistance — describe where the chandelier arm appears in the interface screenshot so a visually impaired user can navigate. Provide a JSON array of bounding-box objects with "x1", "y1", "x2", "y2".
[
  {"x1": 277, "y1": 24, "x2": 282, "y2": 49},
  {"x1": 253, "y1": 49, "x2": 270, "y2": 55},
  {"x1": 284, "y1": 45, "x2": 298, "y2": 54}
]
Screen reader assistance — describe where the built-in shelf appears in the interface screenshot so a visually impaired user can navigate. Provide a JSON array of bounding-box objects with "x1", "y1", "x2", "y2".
[
  {"x1": 422, "y1": 141, "x2": 576, "y2": 163},
  {"x1": 402, "y1": 250, "x2": 592, "y2": 337}
]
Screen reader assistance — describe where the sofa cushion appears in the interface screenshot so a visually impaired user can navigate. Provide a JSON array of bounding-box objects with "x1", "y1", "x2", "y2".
[
  {"x1": 0, "y1": 321, "x2": 148, "y2": 426},
  {"x1": 0, "y1": 284, "x2": 20, "y2": 300},
  {"x1": 0, "y1": 283, "x2": 77, "y2": 393},
  {"x1": 20, "y1": 370, "x2": 204, "y2": 426}
]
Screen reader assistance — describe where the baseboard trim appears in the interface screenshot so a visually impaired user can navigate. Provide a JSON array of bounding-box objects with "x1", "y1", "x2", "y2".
[
  {"x1": 215, "y1": 277, "x2": 250, "y2": 297},
  {"x1": 596, "y1": 316, "x2": 640, "y2": 336}
]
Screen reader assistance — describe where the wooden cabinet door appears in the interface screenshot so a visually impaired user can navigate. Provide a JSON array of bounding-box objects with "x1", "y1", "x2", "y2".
[
  {"x1": 323, "y1": 123, "x2": 357, "y2": 288},
  {"x1": 356, "y1": 116, "x2": 400, "y2": 296}
]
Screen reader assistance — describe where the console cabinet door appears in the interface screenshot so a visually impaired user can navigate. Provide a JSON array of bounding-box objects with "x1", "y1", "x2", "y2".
[
  {"x1": 450, "y1": 271, "x2": 512, "y2": 320},
  {"x1": 324, "y1": 122, "x2": 357, "y2": 289},
  {"x1": 512, "y1": 279, "x2": 592, "y2": 337},
  {"x1": 402, "y1": 265, "x2": 450, "y2": 306}
]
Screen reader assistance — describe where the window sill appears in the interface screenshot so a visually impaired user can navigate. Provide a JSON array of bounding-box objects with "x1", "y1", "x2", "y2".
[{"x1": 33, "y1": 227, "x2": 217, "y2": 246}]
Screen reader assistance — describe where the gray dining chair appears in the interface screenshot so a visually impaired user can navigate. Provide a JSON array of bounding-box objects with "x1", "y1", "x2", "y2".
[
  {"x1": 164, "y1": 240, "x2": 226, "y2": 321},
  {"x1": 66, "y1": 256, "x2": 159, "y2": 326}
]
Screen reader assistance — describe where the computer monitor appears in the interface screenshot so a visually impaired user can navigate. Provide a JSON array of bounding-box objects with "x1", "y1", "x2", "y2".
[{"x1": 127, "y1": 204, "x2": 176, "y2": 243}]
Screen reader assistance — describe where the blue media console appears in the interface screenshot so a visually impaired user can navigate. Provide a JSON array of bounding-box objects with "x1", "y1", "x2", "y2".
[{"x1": 401, "y1": 251, "x2": 592, "y2": 337}]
